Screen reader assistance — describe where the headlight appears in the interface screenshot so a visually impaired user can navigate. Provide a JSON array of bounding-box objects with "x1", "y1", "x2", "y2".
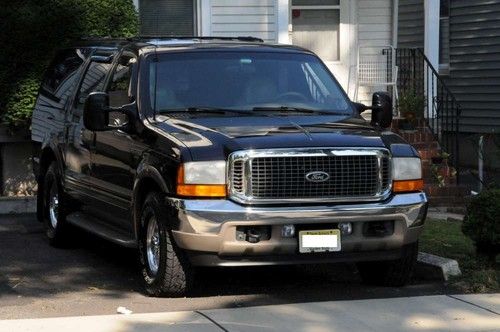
[
  {"x1": 177, "y1": 161, "x2": 227, "y2": 197},
  {"x1": 392, "y1": 157, "x2": 424, "y2": 193}
]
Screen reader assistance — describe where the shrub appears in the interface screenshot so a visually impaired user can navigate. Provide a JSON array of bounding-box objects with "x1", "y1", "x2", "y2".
[
  {"x1": 0, "y1": 0, "x2": 139, "y2": 129},
  {"x1": 3, "y1": 74, "x2": 42, "y2": 129},
  {"x1": 462, "y1": 188, "x2": 500, "y2": 261},
  {"x1": 398, "y1": 90, "x2": 425, "y2": 121}
]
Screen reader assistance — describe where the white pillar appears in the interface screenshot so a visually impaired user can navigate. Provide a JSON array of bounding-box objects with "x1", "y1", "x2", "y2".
[
  {"x1": 199, "y1": 0, "x2": 212, "y2": 36},
  {"x1": 424, "y1": 0, "x2": 440, "y2": 69},
  {"x1": 277, "y1": 0, "x2": 291, "y2": 44},
  {"x1": 424, "y1": 0, "x2": 440, "y2": 118},
  {"x1": 133, "y1": 0, "x2": 139, "y2": 12}
]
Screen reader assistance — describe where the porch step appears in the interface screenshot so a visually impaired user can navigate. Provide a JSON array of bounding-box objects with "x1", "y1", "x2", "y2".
[
  {"x1": 392, "y1": 120, "x2": 467, "y2": 201},
  {"x1": 417, "y1": 148, "x2": 442, "y2": 160},
  {"x1": 399, "y1": 131, "x2": 436, "y2": 144}
]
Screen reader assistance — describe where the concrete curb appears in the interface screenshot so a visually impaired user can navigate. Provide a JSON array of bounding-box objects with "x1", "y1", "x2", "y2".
[
  {"x1": 416, "y1": 252, "x2": 462, "y2": 281},
  {"x1": 427, "y1": 206, "x2": 464, "y2": 222},
  {"x1": 0, "y1": 196, "x2": 36, "y2": 215}
]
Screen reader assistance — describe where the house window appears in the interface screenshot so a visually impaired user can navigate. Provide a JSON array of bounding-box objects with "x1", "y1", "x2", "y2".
[
  {"x1": 439, "y1": 0, "x2": 450, "y2": 74},
  {"x1": 139, "y1": 0, "x2": 196, "y2": 36},
  {"x1": 291, "y1": 0, "x2": 340, "y2": 62}
]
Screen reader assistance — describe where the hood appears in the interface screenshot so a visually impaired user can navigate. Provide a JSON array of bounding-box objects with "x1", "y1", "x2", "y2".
[{"x1": 152, "y1": 114, "x2": 411, "y2": 161}]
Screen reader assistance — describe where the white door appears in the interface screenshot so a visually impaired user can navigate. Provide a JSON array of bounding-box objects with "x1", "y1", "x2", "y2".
[{"x1": 290, "y1": 0, "x2": 354, "y2": 94}]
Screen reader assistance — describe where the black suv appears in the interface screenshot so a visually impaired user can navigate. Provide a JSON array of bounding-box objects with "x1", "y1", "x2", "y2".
[{"x1": 32, "y1": 37, "x2": 427, "y2": 296}]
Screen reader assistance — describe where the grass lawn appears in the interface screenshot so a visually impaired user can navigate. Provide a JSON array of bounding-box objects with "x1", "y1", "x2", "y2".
[{"x1": 419, "y1": 218, "x2": 499, "y2": 293}]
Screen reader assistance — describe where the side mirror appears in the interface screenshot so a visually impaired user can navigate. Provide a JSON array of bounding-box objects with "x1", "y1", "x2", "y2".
[
  {"x1": 83, "y1": 92, "x2": 110, "y2": 131},
  {"x1": 371, "y1": 91, "x2": 393, "y2": 129}
]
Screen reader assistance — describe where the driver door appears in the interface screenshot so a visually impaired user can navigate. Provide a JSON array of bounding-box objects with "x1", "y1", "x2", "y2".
[{"x1": 87, "y1": 52, "x2": 139, "y2": 232}]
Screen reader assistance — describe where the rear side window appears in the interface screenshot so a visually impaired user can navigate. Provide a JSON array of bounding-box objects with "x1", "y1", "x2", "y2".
[{"x1": 41, "y1": 49, "x2": 87, "y2": 101}]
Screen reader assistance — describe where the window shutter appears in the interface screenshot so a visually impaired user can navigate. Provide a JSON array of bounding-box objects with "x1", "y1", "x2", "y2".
[{"x1": 140, "y1": 0, "x2": 194, "y2": 36}]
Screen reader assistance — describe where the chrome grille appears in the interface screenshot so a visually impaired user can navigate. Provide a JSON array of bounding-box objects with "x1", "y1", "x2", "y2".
[
  {"x1": 231, "y1": 159, "x2": 245, "y2": 194},
  {"x1": 229, "y1": 148, "x2": 391, "y2": 204}
]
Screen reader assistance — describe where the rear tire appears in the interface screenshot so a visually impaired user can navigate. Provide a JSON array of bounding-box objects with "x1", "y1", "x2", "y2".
[
  {"x1": 43, "y1": 162, "x2": 71, "y2": 247},
  {"x1": 357, "y1": 242, "x2": 418, "y2": 287},
  {"x1": 139, "y1": 192, "x2": 193, "y2": 297}
]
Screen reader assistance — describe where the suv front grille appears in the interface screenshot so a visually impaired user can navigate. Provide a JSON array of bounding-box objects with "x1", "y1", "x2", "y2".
[{"x1": 229, "y1": 148, "x2": 391, "y2": 204}]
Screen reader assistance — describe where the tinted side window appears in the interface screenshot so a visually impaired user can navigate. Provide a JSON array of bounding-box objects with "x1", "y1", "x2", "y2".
[
  {"x1": 108, "y1": 56, "x2": 136, "y2": 108},
  {"x1": 76, "y1": 61, "x2": 112, "y2": 106},
  {"x1": 41, "y1": 49, "x2": 86, "y2": 101}
]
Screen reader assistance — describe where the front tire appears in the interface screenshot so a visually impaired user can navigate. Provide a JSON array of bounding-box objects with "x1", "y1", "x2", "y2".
[
  {"x1": 43, "y1": 162, "x2": 71, "y2": 247},
  {"x1": 139, "y1": 192, "x2": 193, "y2": 297},
  {"x1": 357, "y1": 242, "x2": 419, "y2": 287}
]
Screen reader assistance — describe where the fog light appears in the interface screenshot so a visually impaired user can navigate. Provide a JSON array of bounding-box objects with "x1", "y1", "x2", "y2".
[
  {"x1": 338, "y1": 222, "x2": 353, "y2": 235},
  {"x1": 282, "y1": 224, "x2": 295, "y2": 238}
]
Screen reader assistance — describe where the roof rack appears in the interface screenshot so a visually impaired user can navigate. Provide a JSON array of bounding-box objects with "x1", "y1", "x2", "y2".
[{"x1": 136, "y1": 36, "x2": 265, "y2": 43}]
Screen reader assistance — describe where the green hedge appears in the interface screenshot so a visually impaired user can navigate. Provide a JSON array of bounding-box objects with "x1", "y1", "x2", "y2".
[
  {"x1": 0, "y1": 0, "x2": 138, "y2": 129},
  {"x1": 462, "y1": 188, "x2": 500, "y2": 261}
]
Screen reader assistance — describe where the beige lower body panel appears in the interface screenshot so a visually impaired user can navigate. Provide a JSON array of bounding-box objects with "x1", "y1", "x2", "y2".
[{"x1": 169, "y1": 192, "x2": 427, "y2": 264}]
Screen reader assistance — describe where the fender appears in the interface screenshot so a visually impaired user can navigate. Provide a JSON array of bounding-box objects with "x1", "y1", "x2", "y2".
[
  {"x1": 36, "y1": 135, "x2": 65, "y2": 222},
  {"x1": 39, "y1": 135, "x2": 65, "y2": 179},
  {"x1": 132, "y1": 162, "x2": 175, "y2": 239},
  {"x1": 133, "y1": 163, "x2": 171, "y2": 195}
]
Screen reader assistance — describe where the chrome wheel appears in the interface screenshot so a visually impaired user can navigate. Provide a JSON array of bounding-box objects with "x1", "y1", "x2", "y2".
[
  {"x1": 49, "y1": 183, "x2": 59, "y2": 229},
  {"x1": 146, "y1": 216, "x2": 160, "y2": 276}
]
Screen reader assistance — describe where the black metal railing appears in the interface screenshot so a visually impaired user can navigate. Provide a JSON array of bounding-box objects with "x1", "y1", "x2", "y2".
[{"x1": 391, "y1": 48, "x2": 462, "y2": 184}]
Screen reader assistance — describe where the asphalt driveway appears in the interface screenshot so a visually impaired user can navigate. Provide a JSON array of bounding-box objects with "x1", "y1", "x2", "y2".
[{"x1": 0, "y1": 214, "x2": 449, "y2": 319}]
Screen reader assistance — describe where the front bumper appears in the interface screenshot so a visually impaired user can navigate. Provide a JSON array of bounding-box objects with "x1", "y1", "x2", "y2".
[{"x1": 168, "y1": 192, "x2": 428, "y2": 266}]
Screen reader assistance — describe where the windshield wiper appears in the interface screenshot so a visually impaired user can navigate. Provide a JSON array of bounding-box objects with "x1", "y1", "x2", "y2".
[
  {"x1": 251, "y1": 106, "x2": 345, "y2": 115},
  {"x1": 158, "y1": 107, "x2": 252, "y2": 115}
]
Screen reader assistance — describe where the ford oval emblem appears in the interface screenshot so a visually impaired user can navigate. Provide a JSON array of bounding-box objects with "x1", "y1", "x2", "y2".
[{"x1": 305, "y1": 171, "x2": 330, "y2": 183}]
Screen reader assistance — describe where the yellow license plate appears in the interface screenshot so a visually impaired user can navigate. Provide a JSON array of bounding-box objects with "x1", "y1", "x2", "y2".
[{"x1": 299, "y1": 229, "x2": 341, "y2": 253}]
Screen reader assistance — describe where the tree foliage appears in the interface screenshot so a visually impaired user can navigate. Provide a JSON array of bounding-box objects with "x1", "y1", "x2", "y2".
[{"x1": 0, "y1": 0, "x2": 138, "y2": 128}]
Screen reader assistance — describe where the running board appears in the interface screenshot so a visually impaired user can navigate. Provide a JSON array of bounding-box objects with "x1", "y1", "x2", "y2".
[{"x1": 66, "y1": 212, "x2": 137, "y2": 248}]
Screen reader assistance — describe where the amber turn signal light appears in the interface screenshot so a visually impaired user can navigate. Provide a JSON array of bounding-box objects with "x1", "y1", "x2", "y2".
[
  {"x1": 392, "y1": 179, "x2": 424, "y2": 193},
  {"x1": 176, "y1": 166, "x2": 227, "y2": 198}
]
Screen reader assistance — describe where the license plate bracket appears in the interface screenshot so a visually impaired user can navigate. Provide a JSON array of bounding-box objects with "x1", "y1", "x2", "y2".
[{"x1": 299, "y1": 229, "x2": 341, "y2": 253}]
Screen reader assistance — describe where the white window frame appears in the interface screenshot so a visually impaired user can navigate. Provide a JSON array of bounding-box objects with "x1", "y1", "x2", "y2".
[
  {"x1": 138, "y1": 0, "x2": 198, "y2": 36},
  {"x1": 290, "y1": 1, "x2": 346, "y2": 64}
]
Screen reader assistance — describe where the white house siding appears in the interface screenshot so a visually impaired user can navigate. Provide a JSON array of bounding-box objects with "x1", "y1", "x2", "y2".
[
  {"x1": 207, "y1": 0, "x2": 277, "y2": 42},
  {"x1": 358, "y1": 0, "x2": 393, "y2": 49},
  {"x1": 356, "y1": 0, "x2": 395, "y2": 104}
]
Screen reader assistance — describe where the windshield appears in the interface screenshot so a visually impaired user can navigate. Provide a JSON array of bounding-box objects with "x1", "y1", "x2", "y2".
[{"x1": 147, "y1": 51, "x2": 351, "y2": 115}]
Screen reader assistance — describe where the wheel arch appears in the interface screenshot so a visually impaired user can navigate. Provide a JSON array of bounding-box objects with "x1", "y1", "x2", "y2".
[
  {"x1": 36, "y1": 145, "x2": 63, "y2": 222},
  {"x1": 132, "y1": 165, "x2": 173, "y2": 240}
]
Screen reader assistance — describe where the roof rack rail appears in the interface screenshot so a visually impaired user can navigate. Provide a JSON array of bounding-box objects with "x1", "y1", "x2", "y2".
[{"x1": 137, "y1": 36, "x2": 265, "y2": 43}]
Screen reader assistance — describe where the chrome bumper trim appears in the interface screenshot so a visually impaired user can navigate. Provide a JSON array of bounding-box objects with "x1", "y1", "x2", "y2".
[{"x1": 169, "y1": 192, "x2": 427, "y2": 233}]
